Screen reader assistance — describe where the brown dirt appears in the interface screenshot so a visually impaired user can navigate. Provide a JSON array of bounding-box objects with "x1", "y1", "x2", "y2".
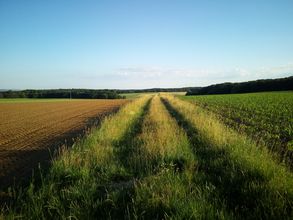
[{"x1": 0, "y1": 99, "x2": 128, "y2": 190}]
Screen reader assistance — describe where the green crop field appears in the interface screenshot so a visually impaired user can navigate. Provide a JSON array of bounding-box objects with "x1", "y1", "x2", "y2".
[
  {"x1": 1, "y1": 93, "x2": 293, "y2": 219},
  {"x1": 181, "y1": 91, "x2": 293, "y2": 165}
]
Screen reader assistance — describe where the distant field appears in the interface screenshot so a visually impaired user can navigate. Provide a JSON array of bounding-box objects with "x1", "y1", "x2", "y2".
[
  {"x1": 181, "y1": 91, "x2": 293, "y2": 163},
  {"x1": 120, "y1": 91, "x2": 186, "y2": 99},
  {"x1": 0, "y1": 99, "x2": 127, "y2": 189},
  {"x1": 169, "y1": 91, "x2": 186, "y2": 96},
  {"x1": 119, "y1": 93, "x2": 143, "y2": 99}
]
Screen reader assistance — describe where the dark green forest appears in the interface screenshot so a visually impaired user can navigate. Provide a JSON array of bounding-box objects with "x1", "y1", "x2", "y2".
[
  {"x1": 116, "y1": 87, "x2": 193, "y2": 93},
  {"x1": 0, "y1": 89, "x2": 123, "y2": 99},
  {"x1": 0, "y1": 87, "x2": 195, "y2": 99},
  {"x1": 186, "y1": 76, "x2": 293, "y2": 95}
]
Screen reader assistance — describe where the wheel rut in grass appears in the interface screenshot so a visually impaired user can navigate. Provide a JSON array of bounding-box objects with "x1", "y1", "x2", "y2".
[
  {"x1": 113, "y1": 98, "x2": 152, "y2": 176},
  {"x1": 88, "y1": 97, "x2": 153, "y2": 218},
  {"x1": 161, "y1": 96, "x2": 293, "y2": 219},
  {"x1": 94, "y1": 95, "x2": 213, "y2": 219}
]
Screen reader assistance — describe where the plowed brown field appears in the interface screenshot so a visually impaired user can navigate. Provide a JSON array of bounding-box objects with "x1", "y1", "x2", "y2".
[{"x1": 0, "y1": 99, "x2": 127, "y2": 189}]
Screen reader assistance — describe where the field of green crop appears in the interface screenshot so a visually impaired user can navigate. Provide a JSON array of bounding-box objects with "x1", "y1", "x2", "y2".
[
  {"x1": 181, "y1": 91, "x2": 293, "y2": 165},
  {"x1": 1, "y1": 93, "x2": 293, "y2": 219}
]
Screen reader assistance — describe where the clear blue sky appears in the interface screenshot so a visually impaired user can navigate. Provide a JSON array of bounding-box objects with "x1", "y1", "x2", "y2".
[{"x1": 0, "y1": 0, "x2": 293, "y2": 89}]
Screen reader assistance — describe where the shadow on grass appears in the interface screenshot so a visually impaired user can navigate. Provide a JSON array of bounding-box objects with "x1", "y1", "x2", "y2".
[
  {"x1": 89, "y1": 98, "x2": 153, "y2": 219},
  {"x1": 113, "y1": 98, "x2": 152, "y2": 176},
  {"x1": 107, "y1": 97, "x2": 184, "y2": 219},
  {"x1": 161, "y1": 97, "x2": 292, "y2": 219}
]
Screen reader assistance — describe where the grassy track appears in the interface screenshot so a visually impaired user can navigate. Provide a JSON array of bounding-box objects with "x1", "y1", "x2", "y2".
[
  {"x1": 2, "y1": 93, "x2": 293, "y2": 219},
  {"x1": 130, "y1": 95, "x2": 229, "y2": 219},
  {"x1": 162, "y1": 94, "x2": 293, "y2": 219}
]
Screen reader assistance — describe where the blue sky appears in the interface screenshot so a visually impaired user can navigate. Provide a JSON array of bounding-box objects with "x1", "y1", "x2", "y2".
[{"x1": 0, "y1": 0, "x2": 293, "y2": 89}]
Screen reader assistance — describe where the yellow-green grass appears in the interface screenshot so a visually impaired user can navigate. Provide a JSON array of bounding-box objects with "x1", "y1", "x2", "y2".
[
  {"x1": 169, "y1": 91, "x2": 186, "y2": 96},
  {"x1": 162, "y1": 94, "x2": 293, "y2": 219},
  {"x1": 130, "y1": 95, "x2": 194, "y2": 174},
  {"x1": 130, "y1": 95, "x2": 230, "y2": 219},
  {"x1": 120, "y1": 92, "x2": 186, "y2": 99}
]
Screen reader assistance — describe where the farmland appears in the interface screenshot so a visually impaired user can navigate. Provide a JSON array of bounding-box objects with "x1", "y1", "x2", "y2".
[
  {"x1": 1, "y1": 93, "x2": 293, "y2": 219},
  {"x1": 0, "y1": 99, "x2": 128, "y2": 190},
  {"x1": 181, "y1": 91, "x2": 293, "y2": 165}
]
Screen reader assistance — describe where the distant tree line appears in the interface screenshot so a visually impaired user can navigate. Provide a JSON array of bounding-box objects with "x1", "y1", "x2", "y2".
[
  {"x1": 116, "y1": 87, "x2": 196, "y2": 93},
  {"x1": 0, "y1": 89, "x2": 123, "y2": 99},
  {"x1": 186, "y1": 76, "x2": 293, "y2": 96}
]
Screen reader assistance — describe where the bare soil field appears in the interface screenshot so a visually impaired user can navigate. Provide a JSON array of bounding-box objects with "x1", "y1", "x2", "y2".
[{"x1": 0, "y1": 99, "x2": 127, "y2": 189}]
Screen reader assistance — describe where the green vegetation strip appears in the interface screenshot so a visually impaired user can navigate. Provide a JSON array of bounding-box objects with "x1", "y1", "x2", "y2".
[{"x1": 162, "y1": 94, "x2": 293, "y2": 219}]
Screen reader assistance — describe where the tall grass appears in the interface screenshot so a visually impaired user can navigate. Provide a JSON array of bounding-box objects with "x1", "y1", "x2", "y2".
[
  {"x1": 162, "y1": 94, "x2": 293, "y2": 219},
  {"x1": 128, "y1": 95, "x2": 230, "y2": 219}
]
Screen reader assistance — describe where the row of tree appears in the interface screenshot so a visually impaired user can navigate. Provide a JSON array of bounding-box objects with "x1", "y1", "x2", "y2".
[
  {"x1": 0, "y1": 87, "x2": 194, "y2": 99},
  {"x1": 0, "y1": 89, "x2": 123, "y2": 99},
  {"x1": 186, "y1": 76, "x2": 293, "y2": 96},
  {"x1": 2, "y1": 76, "x2": 291, "y2": 99},
  {"x1": 116, "y1": 87, "x2": 193, "y2": 93}
]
